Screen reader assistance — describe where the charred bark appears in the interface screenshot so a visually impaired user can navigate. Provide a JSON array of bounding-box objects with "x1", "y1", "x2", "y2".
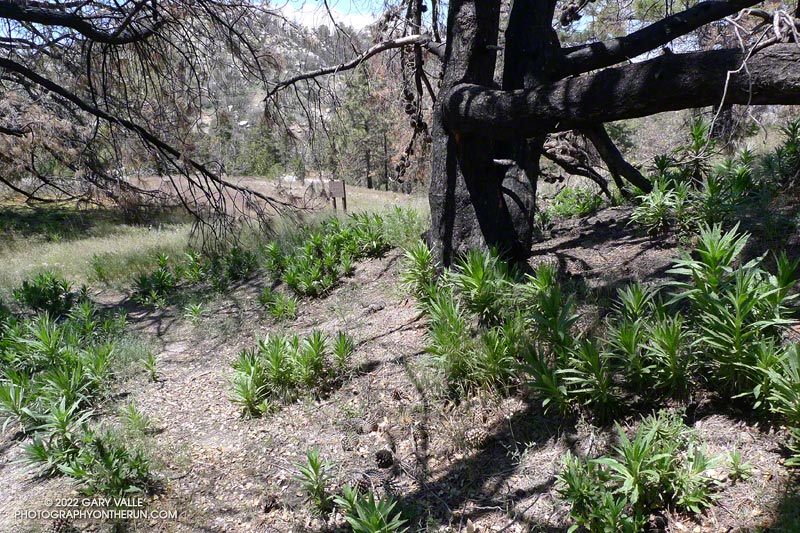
[
  {"x1": 428, "y1": 0, "x2": 513, "y2": 266},
  {"x1": 444, "y1": 45, "x2": 800, "y2": 140}
]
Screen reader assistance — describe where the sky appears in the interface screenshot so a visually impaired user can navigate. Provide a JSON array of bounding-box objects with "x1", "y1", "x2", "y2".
[{"x1": 276, "y1": 0, "x2": 381, "y2": 29}]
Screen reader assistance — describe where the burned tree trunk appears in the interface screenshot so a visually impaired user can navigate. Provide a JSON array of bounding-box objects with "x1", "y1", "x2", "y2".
[
  {"x1": 428, "y1": 0, "x2": 518, "y2": 266},
  {"x1": 426, "y1": 0, "x2": 800, "y2": 266}
]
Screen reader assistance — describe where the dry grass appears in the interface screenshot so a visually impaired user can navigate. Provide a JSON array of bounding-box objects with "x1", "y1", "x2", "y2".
[
  {"x1": 0, "y1": 183, "x2": 428, "y2": 299},
  {"x1": 0, "y1": 223, "x2": 192, "y2": 294}
]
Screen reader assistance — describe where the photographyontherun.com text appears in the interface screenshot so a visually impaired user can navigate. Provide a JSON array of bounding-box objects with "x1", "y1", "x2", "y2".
[{"x1": 11, "y1": 497, "x2": 177, "y2": 521}]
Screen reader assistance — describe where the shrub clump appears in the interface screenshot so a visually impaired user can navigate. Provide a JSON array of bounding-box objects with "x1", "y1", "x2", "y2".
[
  {"x1": 558, "y1": 411, "x2": 720, "y2": 532},
  {"x1": 0, "y1": 295, "x2": 154, "y2": 496},
  {"x1": 229, "y1": 330, "x2": 355, "y2": 417},
  {"x1": 13, "y1": 271, "x2": 76, "y2": 317}
]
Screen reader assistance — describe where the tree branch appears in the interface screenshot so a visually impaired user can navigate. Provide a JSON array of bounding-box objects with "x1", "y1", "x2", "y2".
[
  {"x1": 443, "y1": 44, "x2": 800, "y2": 140},
  {"x1": 0, "y1": 56, "x2": 295, "y2": 213},
  {"x1": 425, "y1": 39, "x2": 445, "y2": 59},
  {"x1": 0, "y1": 124, "x2": 28, "y2": 137},
  {"x1": 581, "y1": 124, "x2": 652, "y2": 192},
  {"x1": 0, "y1": 0, "x2": 158, "y2": 44},
  {"x1": 542, "y1": 146, "x2": 611, "y2": 197},
  {"x1": 0, "y1": 174, "x2": 62, "y2": 202},
  {"x1": 561, "y1": 0, "x2": 760, "y2": 76},
  {"x1": 265, "y1": 34, "x2": 432, "y2": 99}
]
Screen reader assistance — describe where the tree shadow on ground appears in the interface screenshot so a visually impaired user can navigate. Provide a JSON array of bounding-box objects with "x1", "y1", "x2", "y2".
[
  {"x1": 0, "y1": 204, "x2": 121, "y2": 242},
  {"x1": 763, "y1": 482, "x2": 800, "y2": 532},
  {"x1": 395, "y1": 397, "x2": 572, "y2": 531},
  {"x1": 395, "y1": 353, "x2": 575, "y2": 531},
  {"x1": 0, "y1": 203, "x2": 193, "y2": 244}
]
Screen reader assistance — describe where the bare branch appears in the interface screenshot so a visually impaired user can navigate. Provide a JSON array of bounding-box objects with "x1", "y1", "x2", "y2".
[
  {"x1": 0, "y1": 124, "x2": 28, "y2": 137},
  {"x1": 0, "y1": 55, "x2": 296, "y2": 214},
  {"x1": 265, "y1": 34, "x2": 432, "y2": 99},
  {"x1": 561, "y1": 0, "x2": 760, "y2": 76},
  {"x1": 542, "y1": 136, "x2": 611, "y2": 196},
  {"x1": 581, "y1": 124, "x2": 652, "y2": 193},
  {"x1": 0, "y1": 0, "x2": 160, "y2": 44},
  {"x1": 425, "y1": 39, "x2": 445, "y2": 59}
]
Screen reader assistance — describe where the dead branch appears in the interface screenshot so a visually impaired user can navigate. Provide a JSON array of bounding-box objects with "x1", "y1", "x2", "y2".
[
  {"x1": 582, "y1": 124, "x2": 652, "y2": 193},
  {"x1": 265, "y1": 34, "x2": 433, "y2": 99},
  {"x1": 561, "y1": 0, "x2": 761, "y2": 76},
  {"x1": 0, "y1": 0, "x2": 161, "y2": 45}
]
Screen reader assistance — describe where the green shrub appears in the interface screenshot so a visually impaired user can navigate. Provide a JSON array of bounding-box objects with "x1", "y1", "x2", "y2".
[
  {"x1": 424, "y1": 287, "x2": 475, "y2": 390},
  {"x1": 296, "y1": 330, "x2": 327, "y2": 387},
  {"x1": 295, "y1": 447, "x2": 334, "y2": 515},
  {"x1": 141, "y1": 351, "x2": 158, "y2": 382},
  {"x1": 229, "y1": 330, "x2": 347, "y2": 417},
  {"x1": 259, "y1": 287, "x2": 298, "y2": 321},
  {"x1": 0, "y1": 300, "x2": 149, "y2": 496},
  {"x1": 400, "y1": 240, "x2": 436, "y2": 302},
  {"x1": 222, "y1": 247, "x2": 258, "y2": 282},
  {"x1": 670, "y1": 224, "x2": 796, "y2": 396},
  {"x1": 561, "y1": 339, "x2": 619, "y2": 423},
  {"x1": 183, "y1": 302, "x2": 206, "y2": 324},
  {"x1": 761, "y1": 119, "x2": 800, "y2": 187},
  {"x1": 641, "y1": 315, "x2": 693, "y2": 398},
  {"x1": 13, "y1": 271, "x2": 75, "y2": 317},
  {"x1": 343, "y1": 490, "x2": 408, "y2": 533},
  {"x1": 263, "y1": 242, "x2": 287, "y2": 277},
  {"x1": 348, "y1": 212, "x2": 391, "y2": 257},
  {"x1": 450, "y1": 248, "x2": 514, "y2": 326},
  {"x1": 558, "y1": 451, "x2": 645, "y2": 533},
  {"x1": 384, "y1": 206, "x2": 427, "y2": 249},
  {"x1": 22, "y1": 397, "x2": 92, "y2": 475},
  {"x1": 178, "y1": 250, "x2": 208, "y2": 284},
  {"x1": 332, "y1": 331, "x2": 355, "y2": 371},
  {"x1": 632, "y1": 124, "x2": 765, "y2": 235},
  {"x1": 677, "y1": 117, "x2": 714, "y2": 183},
  {"x1": 558, "y1": 411, "x2": 720, "y2": 532},
  {"x1": 59, "y1": 427, "x2": 152, "y2": 497},
  {"x1": 552, "y1": 186, "x2": 603, "y2": 218},
  {"x1": 528, "y1": 279, "x2": 578, "y2": 358},
  {"x1": 230, "y1": 348, "x2": 270, "y2": 417},
  {"x1": 130, "y1": 246, "x2": 258, "y2": 306},
  {"x1": 474, "y1": 326, "x2": 517, "y2": 392},
  {"x1": 727, "y1": 446, "x2": 753, "y2": 481},
  {"x1": 767, "y1": 344, "x2": 800, "y2": 427},
  {"x1": 606, "y1": 318, "x2": 650, "y2": 393},
  {"x1": 132, "y1": 254, "x2": 177, "y2": 308},
  {"x1": 259, "y1": 210, "x2": 418, "y2": 301},
  {"x1": 521, "y1": 345, "x2": 572, "y2": 417},
  {"x1": 122, "y1": 402, "x2": 153, "y2": 435},
  {"x1": 631, "y1": 179, "x2": 690, "y2": 234}
]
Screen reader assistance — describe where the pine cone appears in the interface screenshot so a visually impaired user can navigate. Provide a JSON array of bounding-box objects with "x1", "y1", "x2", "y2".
[
  {"x1": 382, "y1": 476, "x2": 401, "y2": 497},
  {"x1": 375, "y1": 449, "x2": 394, "y2": 469},
  {"x1": 355, "y1": 473, "x2": 373, "y2": 494},
  {"x1": 464, "y1": 427, "x2": 490, "y2": 449},
  {"x1": 341, "y1": 434, "x2": 359, "y2": 452}
]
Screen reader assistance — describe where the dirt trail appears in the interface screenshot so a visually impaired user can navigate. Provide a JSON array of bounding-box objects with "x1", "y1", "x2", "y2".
[{"x1": 128, "y1": 253, "x2": 429, "y2": 532}]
